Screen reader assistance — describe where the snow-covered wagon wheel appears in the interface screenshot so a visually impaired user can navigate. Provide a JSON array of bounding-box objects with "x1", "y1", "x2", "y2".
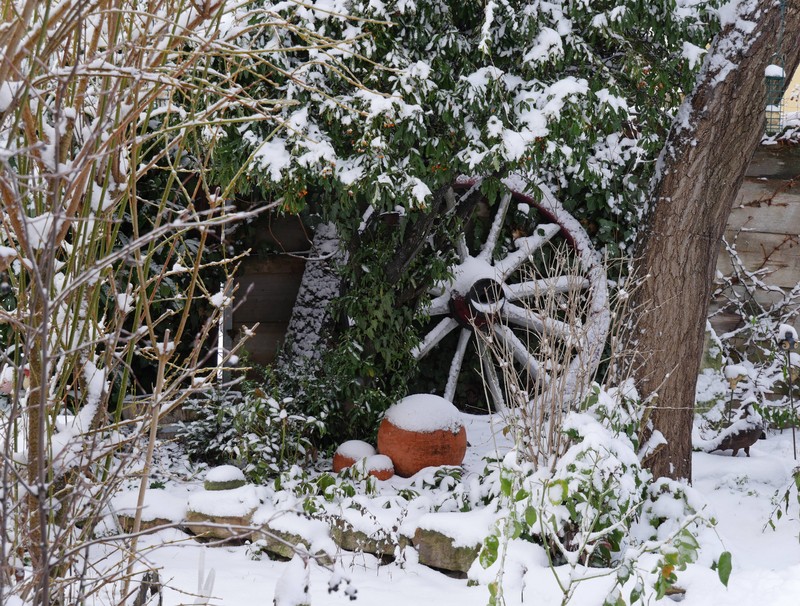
[{"x1": 411, "y1": 175, "x2": 610, "y2": 414}]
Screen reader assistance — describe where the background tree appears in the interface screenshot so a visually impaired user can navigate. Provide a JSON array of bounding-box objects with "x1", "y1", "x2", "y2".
[{"x1": 631, "y1": 0, "x2": 800, "y2": 480}]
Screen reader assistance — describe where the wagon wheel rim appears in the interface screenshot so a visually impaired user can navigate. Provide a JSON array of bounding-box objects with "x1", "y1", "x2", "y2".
[{"x1": 411, "y1": 176, "x2": 610, "y2": 414}]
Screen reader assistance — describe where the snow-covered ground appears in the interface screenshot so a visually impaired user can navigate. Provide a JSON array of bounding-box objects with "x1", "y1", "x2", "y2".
[{"x1": 120, "y1": 414, "x2": 800, "y2": 606}]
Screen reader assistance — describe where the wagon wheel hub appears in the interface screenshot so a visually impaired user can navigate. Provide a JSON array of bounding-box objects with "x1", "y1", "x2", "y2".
[{"x1": 450, "y1": 278, "x2": 506, "y2": 329}]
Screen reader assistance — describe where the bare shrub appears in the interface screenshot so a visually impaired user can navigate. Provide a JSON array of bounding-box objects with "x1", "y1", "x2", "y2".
[
  {"x1": 474, "y1": 243, "x2": 632, "y2": 468},
  {"x1": 0, "y1": 1, "x2": 357, "y2": 603}
]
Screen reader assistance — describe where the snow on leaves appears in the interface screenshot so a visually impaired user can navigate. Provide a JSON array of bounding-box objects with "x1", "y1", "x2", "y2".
[{"x1": 213, "y1": 0, "x2": 720, "y2": 255}]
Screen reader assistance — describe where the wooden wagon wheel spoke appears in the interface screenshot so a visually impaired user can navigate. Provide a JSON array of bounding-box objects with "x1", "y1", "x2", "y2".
[{"x1": 505, "y1": 275, "x2": 589, "y2": 302}]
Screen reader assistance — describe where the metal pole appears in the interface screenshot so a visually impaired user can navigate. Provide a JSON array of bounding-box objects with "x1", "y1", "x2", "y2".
[{"x1": 788, "y1": 348, "x2": 797, "y2": 460}]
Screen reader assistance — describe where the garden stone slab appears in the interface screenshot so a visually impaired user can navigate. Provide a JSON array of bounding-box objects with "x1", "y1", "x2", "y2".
[
  {"x1": 185, "y1": 485, "x2": 267, "y2": 542},
  {"x1": 185, "y1": 509, "x2": 255, "y2": 542},
  {"x1": 117, "y1": 515, "x2": 175, "y2": 534},
  {"x1": 330, "y1": 517, "x2": 409, "y2": 557},
  {"x1": 412, "y1": 528, "x2": 480, "y2": 575},
  {"x1": 204, "y1": 464, "x2": 247, "y2": 491},
  {"x1": 110, "y1": 489, "x2": 187, "y2": 535},
  {"x1": 411, "y1": 509, "x2": 500, "y2": 574},
  {"x1": 252, "y1": 508, "x2": 336, "y2": 566}
]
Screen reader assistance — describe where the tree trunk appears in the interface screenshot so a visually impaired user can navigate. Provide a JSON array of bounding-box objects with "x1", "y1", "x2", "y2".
[{"x1": 632, "y1": 0, "x2": 800, "y2": 480}]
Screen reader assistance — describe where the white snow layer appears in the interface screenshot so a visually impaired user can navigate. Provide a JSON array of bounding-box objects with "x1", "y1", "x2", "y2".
[
  {"x1": 766, "y1": 64, "x2": 785, "y2": 78},
  {"x1": 187, "y1": 485, "x2": 267, "y2": 517},
  {"x1": 724, "y1": 364, "x2": 748, "y2": 380},
  {"x1": 384, "y1": 394, "x2": 464, "y2": 433},
  {"x1": 365, "y1": 454, "x2": 393, "y2": 472},
  {"x1": 111, "y1": 489, "x2": 187, "y2": 522},
  {"x1": 417, "y1": 508, "x2": 502, "y2": 548},
  {"x1": 778, "y1": 323, "x2": 798, "y2": 341},
  {"x1": 206, "y1": 464, "x2": 246, "y2": 483},
  {"x1": 336, "y1": 440, "x2": 376, "y2": 460},
  {"x1": 273, "y1": 553, "x2": 310, "y2": 606}
]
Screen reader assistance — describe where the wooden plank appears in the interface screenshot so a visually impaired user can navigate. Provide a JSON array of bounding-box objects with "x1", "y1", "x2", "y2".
[
  {"x1": 746, "y1": 145, "x2": 800, "y2": 179},
  {"x1": 708, "y1": 310, "x2": 744, "y2": 336},
  {"x1": 727, "y1": 180, "x2": 800, "y2": 235},
  {"x1": 716, "y1": 231, "x2": 800, "y2": 289},
  {"x1": 243, "y1": 214, "x2": 313, "y2": 253},
  {"x1": 711, "y1": 283, "x2": 788, "y2": 311},
  {"x1": 232, "y1": 322, "x2": 289, "y2": 366},
  {"x1": 234, "y1": 271, "x2": 303, "y2": 323},
  {"x1": 238, "y1": 255, "x2": 306, "y2": 275},
  {"x1": 231, "y1": 252, "x2": 307, "y2": 362}
]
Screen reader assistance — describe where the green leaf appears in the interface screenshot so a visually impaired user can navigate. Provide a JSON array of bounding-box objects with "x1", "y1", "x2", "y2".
[
  {"x1": 499, "y1": 475, "x2": 513, "y2": 497},
  {"x1": 514, "y1": 488, "x2": 530, "y2": 502},
  {"x1": 480, "y1": 534, "x2": 499, "y2": 568},
  {"x1": 488, "y1": 581, "x2": 499, "y2": 606},
  {"x1": 548, "y1": 479, "x2": 568, "y2": 505},
  {"x1": 316, "y1": 473, "x2": 336, "y2": 493},
  {"x1": 602, "y1": 593, "x2": 626, "y2": 606},
  {"x1": 717, "y1": 551, "x2": 732, "y2": 587},
  {"x1": 524, "y1": 506, "x2": 537, "y2": 527}
]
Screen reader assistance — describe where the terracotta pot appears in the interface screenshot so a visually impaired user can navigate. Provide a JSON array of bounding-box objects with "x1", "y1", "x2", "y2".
[
  {"x1": 369, "y1": 467, "x2": 394, "y2": 481},
  {"x1": 365, "y1": 454, "x2": 394, "y2": 480},
  {"x1": 333, "y1": 452, "x2": 357, "y2": 473},
  {"x1": 377, "y1": 419, "x2": 467, "y2": 477},
  {"x1": 333, "y1": 440, "x2": 376, "y2": 473}
]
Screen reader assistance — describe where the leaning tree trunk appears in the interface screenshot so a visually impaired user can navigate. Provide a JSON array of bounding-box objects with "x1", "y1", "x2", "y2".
[
  {"x1": 632, "y1": 0, "x2": 800, "y2": 480},
  {"x1": 276, "y1": 222, "x2": 343, "y2": 371}
]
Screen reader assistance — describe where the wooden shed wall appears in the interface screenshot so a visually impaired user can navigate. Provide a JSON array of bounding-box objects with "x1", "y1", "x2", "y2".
[
  {"x1": 711, "y1": 145, "x2": 800, "y2": 334},
  {"x1": 231, "y1": 215, "x2": 310, "y2": 366}
]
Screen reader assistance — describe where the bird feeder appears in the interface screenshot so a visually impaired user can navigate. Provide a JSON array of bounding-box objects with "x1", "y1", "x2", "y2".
[
  {"x1": 779, "y1": 328, "x2": 797, "y2": 352},
  {"x1": 765, "y1": 64, "x2": 785, "y2": 135}
]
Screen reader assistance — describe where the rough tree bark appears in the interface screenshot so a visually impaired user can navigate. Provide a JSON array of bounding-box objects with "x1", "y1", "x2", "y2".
[{"x1": 633, "y1": 0, "x2": 800, "y2": 480}]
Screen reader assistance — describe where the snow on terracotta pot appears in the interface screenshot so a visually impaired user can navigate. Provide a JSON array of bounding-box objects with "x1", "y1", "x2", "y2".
[
  {"x1": 377, "y1": 394, "x2": 467, "y2": 477},
  {"x1": 333, "y1": 440, "x2": 376, "y2": 473},
  {"x1": 364, "y1": 454, "x2": 394, "y2": 481}
]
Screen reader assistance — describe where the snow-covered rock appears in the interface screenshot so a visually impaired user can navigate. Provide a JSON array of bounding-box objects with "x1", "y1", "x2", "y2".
[{"x1": 204, "y1": 465, "x2": 246, "y2": 490}]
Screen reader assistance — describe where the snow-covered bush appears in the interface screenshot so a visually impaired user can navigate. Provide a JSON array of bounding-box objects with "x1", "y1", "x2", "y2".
[
  {"x1": 180, "y1": 384, "x2": 324, "y2": 483},
  {"x1": 703, "y1": 233, "x2": 800, "y2": 431},
  {"x1": 0, "y1": 0, "x2": 360, "y2": 602},
  {"x1": 473, "y1": 384, "x2": 724, "y2": 605},
  {"x1": 478, "y1": 387, "x2": 646, "y2": 558},
  {"x1": 211, "y1": 0, "x2": 724, "y2": 438}
]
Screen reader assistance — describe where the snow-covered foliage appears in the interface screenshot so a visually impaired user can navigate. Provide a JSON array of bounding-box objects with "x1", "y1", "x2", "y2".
[
  {"x1": 0, "y1": 0, "x2": 285, "y2": 601},
  {"x1": 703, "y1": 236, "x2": 800, "y2": 432},
  {"x1": 254, "y1": 383, "x2": 721, "y2": 604},
  {"x1": 179, "y1": 387, "x2": 324, "y2": 482},
  {"x1": 36, "y1": 421, "x2": 797, "y2": 606},
  {"x1": 219, "y1": 0, "x2": 723, "y2": 439},
  {"x1": 217, "y1": 0, "x2": 720, "y2": 250}
]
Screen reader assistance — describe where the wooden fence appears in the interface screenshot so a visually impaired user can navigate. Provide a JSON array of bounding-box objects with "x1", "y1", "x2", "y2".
[{"x1": 712, "y1": 144, "x2": 800, "y2": 335}]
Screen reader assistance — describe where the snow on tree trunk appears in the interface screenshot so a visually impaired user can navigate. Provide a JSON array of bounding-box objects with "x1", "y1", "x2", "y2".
[
  {"x1": 276, "y1": 223, "x2": 342, "y2": 369},
  {"x1": 631, "y1": 0, "x2": 800, "y2": 481}
]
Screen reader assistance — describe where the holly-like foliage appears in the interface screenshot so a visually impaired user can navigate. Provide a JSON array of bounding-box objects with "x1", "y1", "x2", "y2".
[{"x1": 216, "y1": 0, "x2": 719, "y2": 237}]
